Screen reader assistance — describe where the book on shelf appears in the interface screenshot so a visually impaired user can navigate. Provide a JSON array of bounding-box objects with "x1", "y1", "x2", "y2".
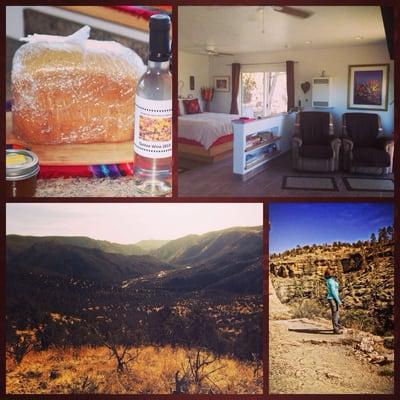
[
  {"x1": 245, "y1": 133, "x2": 279, "y2": 151},
  {"x1": 246, "y1": 146, "x2": 279, "y2": 166},
  {"x1": 257, "y1": 131, "x2": 278, "y2": 142}
]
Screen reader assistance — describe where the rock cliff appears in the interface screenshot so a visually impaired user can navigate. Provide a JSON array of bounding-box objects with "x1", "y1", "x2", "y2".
[{"x1": 270, "y1": 240, "x2": 394, "y2": 335}]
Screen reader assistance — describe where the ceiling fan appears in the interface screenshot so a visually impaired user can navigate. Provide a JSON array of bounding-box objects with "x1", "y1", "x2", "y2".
[
  {"x1": 198, "y1": 45, "x2": 234, "y2": 57},
  {"x1": 271, "y1": 6, "x2": 314, "y2": 19}
]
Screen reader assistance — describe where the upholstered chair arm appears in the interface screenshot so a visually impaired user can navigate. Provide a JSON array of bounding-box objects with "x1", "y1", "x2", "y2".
[
  {"x1": 378, "y1": 115, "x2": 383, "y2": 134},
  {"x1": 377, "y1": 136, "x2": 394, "y2": 173},
  {"x1": 329, "y1": 137, "x2": 341, "y2": 170},
  {"x1": 328, "y1": 113, "x2": 334, "y2": 136},
  {"x1": 329, "y1": 137, "x2": 341, "y2": 151},
  {"x1": 292, "y1": 135, "x2": 302, "y2": 148},
  {"x1": 387, "y1": 140, "x2": 394, "y2": 174},
  {"x1": 376, "y1": 136, "x2": 394, "y2": 151},
  {"x1": 342, "y1": 123, "x2": 348, "y2": 138},
  {"x1": 292, "y1": 135, "x2": 302, "y2": 169},
  {"x1": 385, "y1": 139, "x2": 394, "y2": 156},
  {"x1": 342, "y1": 138, "x2": 353, "y2": 171},
  {"x1": 342, "y1": 138, "x2": 354, "y2": 152}
]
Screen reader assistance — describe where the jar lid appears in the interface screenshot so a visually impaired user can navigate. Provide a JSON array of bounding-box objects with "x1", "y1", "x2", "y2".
[{"x1": 6, "y1": 149, "x2": 40, "y2": 181}]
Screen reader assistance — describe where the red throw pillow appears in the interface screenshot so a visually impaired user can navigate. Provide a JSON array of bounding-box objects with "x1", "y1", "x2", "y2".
[{"x1": 183, "y1": 98, "x2": 201, "y2": 114}]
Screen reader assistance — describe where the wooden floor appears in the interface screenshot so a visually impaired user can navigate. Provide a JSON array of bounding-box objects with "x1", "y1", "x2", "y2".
[{"x1": 178, "y1": 152, "x2": 394, "y2": 198}]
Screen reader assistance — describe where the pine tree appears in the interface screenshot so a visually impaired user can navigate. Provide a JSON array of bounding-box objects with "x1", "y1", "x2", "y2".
[
  {"x1": 386, "y1": 225, "x2": 394, "y2": 241},
  {"x1": 378, "y1": 227, "x2": 388, "y2": 244}
]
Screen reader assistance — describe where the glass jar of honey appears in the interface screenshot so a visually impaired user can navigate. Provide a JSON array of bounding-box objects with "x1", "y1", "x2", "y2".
[{"x1": 6, "y1": 149, "x2": 40, "y2": 197}]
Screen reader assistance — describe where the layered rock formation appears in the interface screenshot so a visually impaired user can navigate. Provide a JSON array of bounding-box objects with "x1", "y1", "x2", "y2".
[
  {"x1": 270, "y1": 240, "x2": 394, "y2": 335},
  {"x1": 269, "y1": 278, "x2": 290, "y2": 320}
]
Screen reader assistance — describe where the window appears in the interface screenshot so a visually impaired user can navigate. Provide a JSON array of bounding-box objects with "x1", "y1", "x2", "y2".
[{"x1": 240, "y1": 71, "x2": 287, "y2": 118}]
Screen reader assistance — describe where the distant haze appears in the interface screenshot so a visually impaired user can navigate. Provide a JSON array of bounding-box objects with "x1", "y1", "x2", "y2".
[
  {"x1": 6, "y1": 203, "x2": 262, "y2": 244},
  {"x1": 269, "y1": 202, "x2": 394, "y2": 254}
]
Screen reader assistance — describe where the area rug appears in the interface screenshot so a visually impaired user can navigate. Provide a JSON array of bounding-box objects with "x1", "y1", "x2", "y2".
[
  {"x1": 343, "y1": 177, "x2": 394, "y2": 192},
  {"x1": 282, "y1": 176, "x2": 338, "y2": 191}
]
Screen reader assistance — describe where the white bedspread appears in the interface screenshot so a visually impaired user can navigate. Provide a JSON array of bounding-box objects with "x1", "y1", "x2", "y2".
[{"x1": 178, "y1": 112, "x2": 239, "y2": 150}]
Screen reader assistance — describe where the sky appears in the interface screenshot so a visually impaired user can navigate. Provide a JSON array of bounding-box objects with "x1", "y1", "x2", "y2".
[
  {"x1": 269, "y1": 202, "x2": 394, "y2": 254},
  {"x1": 6, "y1": 203, "x2": 262, "y2": 244}
]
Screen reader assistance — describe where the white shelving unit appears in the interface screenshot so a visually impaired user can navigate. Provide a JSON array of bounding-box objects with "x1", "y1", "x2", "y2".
[{"x1": 233, "y1": 115, "x2": 284, "y2": 180}]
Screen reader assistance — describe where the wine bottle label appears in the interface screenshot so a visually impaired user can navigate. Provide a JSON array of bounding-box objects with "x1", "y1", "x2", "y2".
[{"x1": 134, "y1": 96, "x2": 172, "y2": 159}]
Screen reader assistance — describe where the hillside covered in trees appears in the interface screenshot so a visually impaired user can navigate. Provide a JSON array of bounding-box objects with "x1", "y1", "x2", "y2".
[{"x1": 6, "y1": 226, "x2": 263, "y2": 394}]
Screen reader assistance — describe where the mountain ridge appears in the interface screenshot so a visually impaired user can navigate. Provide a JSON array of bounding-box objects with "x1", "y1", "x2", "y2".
[
  {"x1": 6, "y1": 234, "x2": 146, "y2": 257},
  {"x1": 153, "y1": 226, "x2": 262, "y2": 264},
  {"x1": 7, "y1": 241, "x2": 173, "y2": 283},
  {"x1": 7, "y1": 225, "x2": 263, "y2": 294},
  {"x1": 134, "y1": 239, "x2": 169, "y2": 252}
]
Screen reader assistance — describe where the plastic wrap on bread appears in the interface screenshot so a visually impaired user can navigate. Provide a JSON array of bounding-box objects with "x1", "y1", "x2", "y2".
[{"x1": 12, "y1": 26, "x2": 146, "y2": 144}]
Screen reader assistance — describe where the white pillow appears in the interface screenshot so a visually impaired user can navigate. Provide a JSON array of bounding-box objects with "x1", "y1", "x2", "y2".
[{"x1": 178, "y1": 99, "x2": 185, "y2": 116}]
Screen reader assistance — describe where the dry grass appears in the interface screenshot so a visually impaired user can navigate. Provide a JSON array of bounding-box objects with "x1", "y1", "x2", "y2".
[
  {"x1": 290, "y1": 299, "x2": 327, "y2": 320},
  {"x1": 6, "y1": 345, "x2": 262, "y2": 394}
]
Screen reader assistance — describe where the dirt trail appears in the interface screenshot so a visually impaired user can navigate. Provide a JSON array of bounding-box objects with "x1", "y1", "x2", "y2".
[{"x1": 268, "y1": 280, "x2": 394, "y2": 394}]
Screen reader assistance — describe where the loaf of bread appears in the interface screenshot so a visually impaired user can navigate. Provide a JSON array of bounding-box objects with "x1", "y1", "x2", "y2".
[{"x1": 12, "y1": 27, "x2": 145, "y2": 144}]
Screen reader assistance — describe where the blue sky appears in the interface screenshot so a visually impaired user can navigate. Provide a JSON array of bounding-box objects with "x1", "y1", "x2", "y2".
[{"x1": 269, "y1": 202, "x2": 394, "y2": 254}]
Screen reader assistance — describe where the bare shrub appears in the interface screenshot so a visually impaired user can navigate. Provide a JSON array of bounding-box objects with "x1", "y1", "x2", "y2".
[
  {"x1": 172, "y1": 370, "x2": 189, "y2": 394},
  {"x1": 91, "y1": 324, "x2": 141, "y2": 373},
  {"x1": 250, "y1": 352, "x2": 262, "y2": 380},
  {"x1": 70, "y1": 375, "x2": 98, "y2": 393},
  {"x1": 7, "y1": 333, "x2": 36, "y2": 365},
  {"x1": 174, "y1": 348, "x2": 225, "y2": 394}
]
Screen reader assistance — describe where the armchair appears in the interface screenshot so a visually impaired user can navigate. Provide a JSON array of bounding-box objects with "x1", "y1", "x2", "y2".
[
  {"x1": 292, "y1": 111, "x2": 341, "y2": 172},
  {"x1": 342, "y1": 113, "x2": 393, "y2": 175}
]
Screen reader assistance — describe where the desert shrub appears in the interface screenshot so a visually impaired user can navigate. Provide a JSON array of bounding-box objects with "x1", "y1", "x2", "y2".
[
  {"x1": 290, "y1": 299, "x2": 327, "y2": 319},
  {"x1": 371, "y1": 304, "x2": 394, "y2": 336},
  {"x1": 378, "y1": 368, "x2": 394, "y2": 377},
  {"x1": 340, "y1": 309, "x2": 376, "y2": 333},
  {"x1": 147, "y1": 306, "x2": 187, "y2": 347},
  {"x1": 36, "y1": 319, "x2": 68, "y2": 350},
  {"x1": 234, "y1": 312, "x2": 262, "y2": 361},
  {"x1": 69, "y1": 376, "x2": 99, "y2": 393},
  {"x1": 174, "y1": 348, "x2": 225, "y2": 394},
  {"x1": 184, "y1": 305, "x2": 221, "y2": 351},
  {"x1": 89, "y1": 321, "x2": 142, "y2": 373},
  {"x1": 6, "y1": 329, "x2": 38, "y2": 366}
]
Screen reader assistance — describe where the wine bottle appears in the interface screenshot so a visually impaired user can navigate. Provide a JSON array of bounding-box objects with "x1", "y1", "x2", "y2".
[{"x1": 133, "y1": 14, "x2": 172, "y2": 197}]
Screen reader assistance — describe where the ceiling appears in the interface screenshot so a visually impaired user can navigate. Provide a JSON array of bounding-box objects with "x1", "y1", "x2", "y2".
[{"x1": 178, "y1": 6, "x2": 386, "y2": 55}]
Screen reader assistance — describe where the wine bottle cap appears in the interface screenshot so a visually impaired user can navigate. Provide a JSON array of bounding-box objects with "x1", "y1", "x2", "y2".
[{"x1": 149, "y1": 14, "x2": 171, "y2": 62}]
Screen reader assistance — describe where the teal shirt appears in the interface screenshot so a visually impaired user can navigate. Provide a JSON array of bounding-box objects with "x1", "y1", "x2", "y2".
[{"x1": 325, "y1": 277, "x2": 341, "y2": 304}]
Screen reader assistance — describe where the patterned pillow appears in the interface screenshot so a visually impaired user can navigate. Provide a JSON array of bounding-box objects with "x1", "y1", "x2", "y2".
[{"x1": 183, "y1": 98, "x2": 201, "y2": 114}]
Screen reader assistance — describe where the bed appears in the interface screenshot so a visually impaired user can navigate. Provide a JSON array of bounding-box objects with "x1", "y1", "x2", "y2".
[{"x1": 178, "y1": 112, "x2": 239, "y2": 163}]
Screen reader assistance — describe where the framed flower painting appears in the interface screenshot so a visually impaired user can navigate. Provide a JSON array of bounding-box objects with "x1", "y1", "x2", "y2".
[{"x1": 348, "y1": 64, "x2": 390, "y2": 111}]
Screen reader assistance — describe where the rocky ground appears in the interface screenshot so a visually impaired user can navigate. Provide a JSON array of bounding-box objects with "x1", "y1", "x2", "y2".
[
  {"x1": 269, "y1": 318, "x2": 394, "y2": 394},
  {"x1": 268, "y1": 278, "x2": 394, "y2": 394}
]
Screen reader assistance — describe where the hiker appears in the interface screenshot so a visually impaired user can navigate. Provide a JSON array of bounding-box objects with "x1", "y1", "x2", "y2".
[{"x1": 324, "y1": 268, "x2": 343, "y2": 334}]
